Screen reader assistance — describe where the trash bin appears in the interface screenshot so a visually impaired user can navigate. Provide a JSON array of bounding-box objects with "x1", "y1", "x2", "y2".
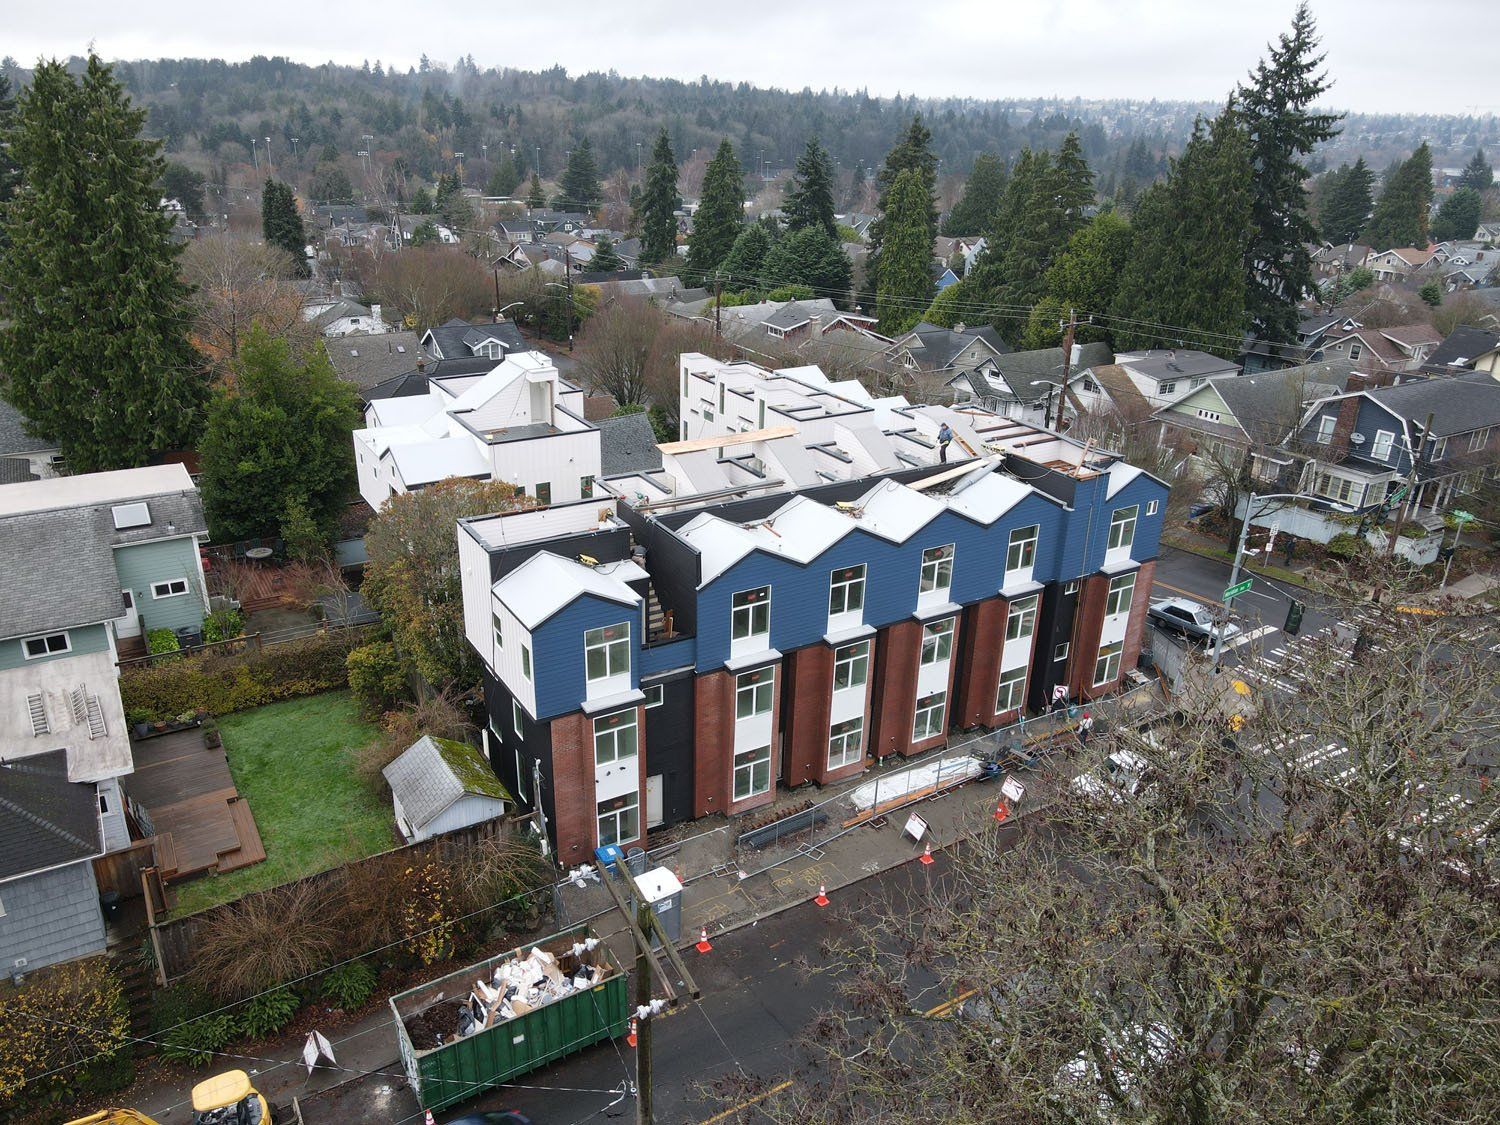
[
  {"x1": 634, "y1": 867, "x2": 682, "y2": 948},
  {"x1": 625, "y1": 847, "x2": 647, "y2": 878},
  {"x1": 593, "y1": 844, "x2": 625, "y2": 872},
  {"x1": 99, "y1": 890, "x2": 122, "y2": 923}
]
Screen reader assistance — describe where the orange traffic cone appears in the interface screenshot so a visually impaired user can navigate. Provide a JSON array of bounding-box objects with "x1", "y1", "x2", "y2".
[
  {"x1": 425, "y1": 1113, "x2": 436, "y2": 1125},
  {"x1": 627, "y1": 1018, "x2": 638, "y2": 1048},
  {"x1": 696, "y1": 927, "x2": 713, "y2": 954},
  {"x1": 814, "y1": 883, "x2": 830, "y2": 907},
  {"x1": 994, "y1": 800, "x2": 1009, "y2": 823},
  {"x1": 919, "y1": 841, "x2": 935, "y2": 865}
]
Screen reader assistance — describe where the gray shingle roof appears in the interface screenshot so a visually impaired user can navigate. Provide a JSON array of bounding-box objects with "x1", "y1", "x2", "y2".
[
  {"x1": 0, "y1": 397, "x2": 57, "y2": 457},
  {"x1": 1367, "y1": 369, "x2": 1500, "y2": 437},
  {"x1": 0, "y1": 480, "x2": 207, "y2": 639},
  {"x1": 974, "y1": 341, "x2": 1114, "y2": 401},
  {"x1": 324, "y1": 331, "x2": 431, "y2": 390},
  {"x1": 382, "y1": 735, "x2": 507, "y2": 832},
  {"x1": 0, "y1": 458, "x2": 39, "y2": 484},
  {"x1": 423, "y1": 319, "x2": 526, "y2": 360},
  {"x1": 0, "y1": 750, "x2": 102, "y2": 881},
  {"x1": 1199, "y1": 360, "x2": 1352, "y2": 445},
  {"x1": 596, "y1": 411, "x2": 664, "y2": 477},
  {"x1": 1121, "y1": 349, "x2": 1241, "y2": 384},
  {"x1": 903, "y1": 322, "x2": 1012, "y2": 370},
  {"x1": 1423, "y1": 326, "x2": 1500, "y2": 373}
]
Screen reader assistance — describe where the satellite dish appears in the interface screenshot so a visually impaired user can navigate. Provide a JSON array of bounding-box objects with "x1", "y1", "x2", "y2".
[{"x1": 1349, "y1": 433, "x2": 1366, "y2": 444}]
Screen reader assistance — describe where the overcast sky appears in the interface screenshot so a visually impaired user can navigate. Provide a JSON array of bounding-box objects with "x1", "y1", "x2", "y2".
[{"x1": 7, "y1": 1, "x2": 1492, "y2": 116}]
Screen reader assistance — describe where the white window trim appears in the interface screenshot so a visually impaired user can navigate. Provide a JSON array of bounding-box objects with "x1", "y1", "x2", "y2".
[
  {"x1": 521, "y1": 644, "x2": 532, "y2": 681},
  {"x1": 1005, "y1": 595, "x2": 1038, "y2": 643},
  {"x1": 913, "y1": 691, "x2": 947, "y2": 741},
  {"x1": 731, "y1": 586, "x2": 771, "y2": 647},
  {"x1": 995, "y1": 666, "x2": 1027, "y2": 714},
  {"x1": 1105, "y1": 572, "x2": 1136, "y2": 618},
  {"x1": 584, "y1": 622, "x2": 631, "y2": 686},
  {"x1": 512, "y1": 699, "x2": 525, "y2": 738},
  {"x1": 833, "y1": 640, "x2": 870, "y2": 692},
  {"x1": 593, "y1": 708, "x2": 639, "y2": 766},
  {"x1": 919, "y1": 544, "x2": 955, "y2": 597},
  {"x1": 735, "y1": 670, "x2": 774, "y2": 719},
  {"x1": 151, "y1": 578, "x2": 190, "y2": 599},
  {"x1": 920, "y1": 617, "x2": 955, "y2": 667},
  {"x1": 597, "y1": 792, "x2": 639, "y2": 847},
  {"x1": 1006, "y1": 525, "x2": 1040, "y2": 576},
  {"x1": 733, "y1": 744, "x2": 772, "y2": 800},
  {"x1": 643, "y1": 683, "x2": 665, "y2": 709},
  {"x1": 828, "y1": 564, "x2": 866, "y2": 620},
  {"x1": 1107, "y1": 506, "x2": 1138, "y2": 553},
  {"x1": 22, "y1": 631, "x2": 71, "y2": 659},
  {"x1": 1094, "y1": 641, "x2": 1124, "y2": 686},
  {"x1": 1055, "y1": 642, "x2": 1070, "y2": 662},
  {"x1": 1315, "y1": 415, "x2": 1336, "y2": 445},
  {"x1": 1145, "y1": 500, "x2": 1159, "y2": 516},
  {"x1": 828, "y1": 717, "x2": 864, "y2": 770},
  {"x1": 1371, "y1": 430, "x2": 1396, "y2": 461}
]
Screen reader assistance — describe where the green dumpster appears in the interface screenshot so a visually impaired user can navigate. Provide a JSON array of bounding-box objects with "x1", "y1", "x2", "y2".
[{"x1": 391, "y1": 925, "x2": 628, "y2": 1113}]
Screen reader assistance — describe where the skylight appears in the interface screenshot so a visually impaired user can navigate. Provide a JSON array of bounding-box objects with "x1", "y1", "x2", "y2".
[{"x1": 111, "y1": 502, "x2": 151, "y2": 529}]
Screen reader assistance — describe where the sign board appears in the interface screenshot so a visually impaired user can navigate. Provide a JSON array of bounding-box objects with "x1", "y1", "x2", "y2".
[
  {"x1": 1453, "y1": 509, "x2": 1475, "y2": 526},
  {"x1": 1000, "y1": 776, "x2": 1026, "y2": 804},
  {"x1": 903, "y1": 812, "x2": 929, "y2": 843},
  {"x1": 1223, "y1": 578, "x2": 1254, "y2": 600}
]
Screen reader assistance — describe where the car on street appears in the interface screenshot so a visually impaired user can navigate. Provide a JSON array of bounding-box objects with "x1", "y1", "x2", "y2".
[
  {"x1": 446, "y1": 1113, "x2": 532, "y2": 1125},
  {"x1": 1147, "y1": 596, "x2": 1240, "y2": 644}
]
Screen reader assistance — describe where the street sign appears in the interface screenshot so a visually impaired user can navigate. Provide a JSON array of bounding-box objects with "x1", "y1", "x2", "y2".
[
  {"x1": 903, "y1": 812, "x2": 929, "y2": 843},
  {"x1": 1223, "y1": 578, "x2": 1254, "y2": 600}
]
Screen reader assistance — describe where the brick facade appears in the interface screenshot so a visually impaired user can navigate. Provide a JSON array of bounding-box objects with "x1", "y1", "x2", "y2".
[
  {"x1": 1070, "y1": 573, "x2": 1110, "y2": 701},
  {"x1": 869, "y1": 620, "x2": 922, "y2": 758},
  {"x1": 954, "y1": 596, "x2": 1005, "y2": 728},
  {"x1": 782, "y1": 646, "x2": 832, "y2": 787},
  {"x1": 1121, "y1": 560, "x2": 1156, "y2": 679},
  {"x1": 548, "y1": 712, "x2": 594, "y2": 862},
  {"x1": 693, "y1": 669, "x2": 733, "y2": 817}
]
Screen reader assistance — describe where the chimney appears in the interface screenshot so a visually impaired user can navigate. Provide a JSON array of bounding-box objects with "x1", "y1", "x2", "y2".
[
  {"x1": 417, "y1": 357, "x2": 426, "y2": 373},
  {"x1": 954, "y1": 322, "x2": 966, "y2": 333},
  {"x1": 371, "y1": 303, "x2": 382, "y2": 326},
  {"x1": 332, "y1": 279, "x2": 343, "y2": 297}
]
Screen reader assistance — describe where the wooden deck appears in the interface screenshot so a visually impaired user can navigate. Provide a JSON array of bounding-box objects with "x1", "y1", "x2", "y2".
[{"x1": 124, "y1": 730, "x2": 266, "y2": 881}]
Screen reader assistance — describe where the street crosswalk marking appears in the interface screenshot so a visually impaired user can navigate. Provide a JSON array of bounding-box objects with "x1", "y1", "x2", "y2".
[{"x1": 1218, "y1": 624, "x2": 1278, "y2": 651}]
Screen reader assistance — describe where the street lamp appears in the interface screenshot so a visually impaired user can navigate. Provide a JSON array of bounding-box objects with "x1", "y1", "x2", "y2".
[
  {"x1": 1212, "y1": 491, "x2": 1353, "y2": 671},
  {"x1": 1029, "y1": 378, "x2": 1065, "y2": 430}
]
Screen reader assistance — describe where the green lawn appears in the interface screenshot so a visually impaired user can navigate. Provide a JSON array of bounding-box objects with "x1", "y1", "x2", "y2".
[{"x1": 171, "y1": 691, "x2": 393, "y2": 915}]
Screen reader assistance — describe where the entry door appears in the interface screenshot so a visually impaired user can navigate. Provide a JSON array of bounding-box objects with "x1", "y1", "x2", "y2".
[
  {"x1": 118, "y1": 589, "x2": 141, "y2": 638},
  {"x1": 645, "y1": 774, "x2": 665, "y2": 828}
]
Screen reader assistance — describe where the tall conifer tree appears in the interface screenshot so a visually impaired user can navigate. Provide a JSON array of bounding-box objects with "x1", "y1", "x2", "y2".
[
  {"x1": 0, "y1": 56, "x2": 206, "y2": 470},
  {"x1": 942, "y1": 153, "x2": 1006, "y2": 237},
  {"x1": 1319, "y1": 157, "x2": 1374, "y2": 244},
  {"x1": 686, "y1": 139, "x2": 744, "y2": 279},
  {"x1": 261, "y1": 179, "x2": 308, "y2": 275},
  {"x1": 559, "y1": 138, "x2": 603, "y2": 211},
  {"x1": 867, "y1": 116, "x2": 937, "y2": 299},
  {"x1": 639, "y1": 128, "x2": 680, "y2": 265},
  {"x1": 875, "y1": 168, "x2": 936, "y2": 334},
  {"x1": 783, "y1": 138, "x2": 838, "y2": 239},
  {"x1": 1363, "y1": 144, "x2": 1433, "y2": 248},
  {"x1": 1458, "y1": 148, "x2": 1493, "y2": 193}
]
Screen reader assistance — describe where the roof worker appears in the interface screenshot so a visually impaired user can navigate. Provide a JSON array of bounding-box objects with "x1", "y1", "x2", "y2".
[{"x1": 937, "y1": 421, "x2": 954, "y2": 463}]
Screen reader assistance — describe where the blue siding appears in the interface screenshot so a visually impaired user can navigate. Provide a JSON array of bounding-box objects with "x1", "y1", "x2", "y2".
[
  {"x1": 530, "y1": 594, "x2": 640, "y2": 720},
  {"x1": 0, "y1": 861, "x2": 106, "y2": 973},
  {"x1": 1299, "y1": 397, "x2": 1411, "y2": 474},
  {"x1": 640, "y1": 636, "x2": 697, "y2": 677}
]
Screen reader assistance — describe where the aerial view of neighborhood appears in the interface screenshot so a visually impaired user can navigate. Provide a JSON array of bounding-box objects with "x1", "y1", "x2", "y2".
[{"x1": 1, "y1": 2, "x2": 1497, "y2": 1122}]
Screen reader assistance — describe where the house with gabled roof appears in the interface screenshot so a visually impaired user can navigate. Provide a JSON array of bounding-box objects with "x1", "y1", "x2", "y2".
[
  {"x1": 1106, "y1": 349, "x2": 1241, "y2": 408},
  {"x1": 1316, "y1": 322, "x2": 1443, "y2": 380},
  {"x1": 1420, "y1": 326, "x2": 1500, "y2": 377},
  {"x1": 383, "y1": 735, "x2": 509, "y2": 844},
  {"x1": 421, "y1": 318, "x2": 527, "y2": 362},
  {"x1": 1367, "y1": 246, "x2": 1439, "y2": 283},
  {"x1": 948, "y1": 342, "x2": 1113, "y2": 425},
  {"x1": 891, "y1": 322, "x2": 1013, "y2": 376}
]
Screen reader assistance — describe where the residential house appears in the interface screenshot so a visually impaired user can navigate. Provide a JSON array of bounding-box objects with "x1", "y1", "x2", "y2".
[
  {"x1": 713, "y1": 299, "x2": 869, "y2": 345},
  {"x1": 948, "y1": 342, "x2": 1114, "y2": 425},
  {"x1": 323, "y1": 331, "x2": 432, "y2": 394},
  {"x1": 495, "y1": 219, "x2": 536, "y2": 245},
  {"x1": 304, "y1": 299, "x2": 393, "y2": 338},
  {"x1": 1474, "y1": 221, "x2": 1500, "y2": 244},
  {"x1": 1064, "y1": 363, "x2": 1152, "y2": 431},
  {"x1": 383, "y1": 735, "x2": 509, "y2": 844},
  {"x1": 840, "y1": 212, "x2": 877, "y2": 239},
  {"x1": 0, "y1": 399, "x2": 61, "y2": 481},
  {"x1": 890, "y1": 322, "x2": 1013, "y2": 377},
  {"x1": 1437, "y1": 246, "x2": 1500, "y2": 291},
  {"x1": 1316, "y1": 323, "x2": 1443, "y2": 381},
  {"x1": 1310, "y1": 242, "x2": 1372, "y2": 283},
  {"x1": 1421, "y1": 326, "x2": 1500, "y2": 377},
  {"x1": 458, "y1": 354, "x2": 1167, "y2": 858},
  {"x1": 1366, "y1": 246, "x2": 1438, "y2": 283},
  {"x1": 0, "y1": 466, "x2": 209, "y2": 969},
  {"x1": 421, "y1": 318, "x2": 528, "y2": 362},
  {"x1": 1104, "y1": 349, "x2": 1242, "y2": 408}
]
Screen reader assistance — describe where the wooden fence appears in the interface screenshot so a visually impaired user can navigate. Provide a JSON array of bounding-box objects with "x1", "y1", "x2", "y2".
[
  {"x1": 92, "y1": 838, "x2": 160, "y2": 899},
  {"x1": 150, "y1": 817, "x2": 513, "y2": 984}
]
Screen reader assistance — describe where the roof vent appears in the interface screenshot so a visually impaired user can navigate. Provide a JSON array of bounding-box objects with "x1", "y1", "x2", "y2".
[{"x1": 111, "y1": 502, "x2": 151, "y2": 530}]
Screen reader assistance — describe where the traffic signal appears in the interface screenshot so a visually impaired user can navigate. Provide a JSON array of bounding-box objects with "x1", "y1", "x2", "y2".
[{"x1": 1284, "y1": 600, "x2": 1305, "y2": 636}]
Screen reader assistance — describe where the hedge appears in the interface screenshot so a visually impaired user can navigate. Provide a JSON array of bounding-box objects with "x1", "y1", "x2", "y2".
[{"x1": 121, "y1": 629, "x2": 368, "y2": 721}]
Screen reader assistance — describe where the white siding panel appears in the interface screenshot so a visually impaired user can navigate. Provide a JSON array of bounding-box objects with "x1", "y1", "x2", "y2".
[
  {"x1": 458, "y1": 528, "x2": 495, "y2": 666},
  {"x1": 492, "y1": 430, "x2": 601, "y2": 503}
]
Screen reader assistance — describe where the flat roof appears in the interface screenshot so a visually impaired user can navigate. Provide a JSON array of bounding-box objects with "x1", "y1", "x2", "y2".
[{"x1": 0, "y1": 463, "x2": 195, "y2": 517}]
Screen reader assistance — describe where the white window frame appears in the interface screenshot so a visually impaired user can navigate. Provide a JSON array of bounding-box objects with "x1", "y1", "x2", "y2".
[
  {"x1": 1145, "y1": 500, "x2": 1159, "y2": 516},
  {"x1": 833, "y1": 640, "x2": 870, "y2": 691},
  {"x1": 912, "y1": 691, "x2": 947, "y2": 741},
  {"x1": 920, "y1": 617, "x2": 955, "y2": 666},
  {"x1": 1055, "y1": 642, "x2": 1070, "y2": 662},
  {"x1": 733, "y1": 744, "x2": 772, "y2": 800},
  {"x1": 995, "y1": 666, "x2": 1027, "y2": 714},
  {"x1": 512, "y1": 699, "x2": 525, "y2": 738},
  {"x1": 593, "y1": 708, "x2": 639, "y2": 766},
  {"x1": 1315, "y1": 414, "x2": 1337, "y2": 445},
  {"x1": 1094, "y1": 641, "x2": 1124, "y2": 686},
  {"x1": 597, "y1": 792, "x2": 639, "y2": 847},
  {"x1": 23, "y1": 632, "x2": 71, "y2": 659},
  {"x1": 151, "y1": 578, "x2": 190, "y2": 599},
  {"x1": 919, "y1": 544, "x2": 955, "y2": 597},
  {"x1": 1105, "y1": 572, "x2": 1136, "y2": 618},
  {"x1": 1006, "y1": 525, "x2": 1039, "y2": 575},
  {"x1": 1107, "y1": 506, "x2": 1138, "y2": 553},
  {"x1": 731, "y1": 586, "x2": 771, "y2": 646},
  {"x1": 492, "y1": 613, "x2": 504, "y2": 651},
  {"x1": 643, "y1": 683, "x2": 664, "y2": 709},
  {"x1": 828, "y1": 564, "x2": 866, "y2": 618},
  {"x1": 521, "y1": 643, "x2": 532, "y2": 681},
  {"x1": 584, "y1": 622, "x2": 631, "y2": 685},
  {"x1": 827, "y1": 717, "x2": 864, "y2": 770},
  {"x1": 1433, "y1": 437, "x2": 1448, "y2": 461},
  {"x1": 1159, "y1": 380, "x2": 1177, "y2": 396},
  {"x1": 1371, "y1": 430, "x2": 1396, "y2": 461},
  {"x1": 1469, "y1": 428, "x2": 1491, "y2": 453},
  {"x1": 735, "y1": 669, "x2": 774, "y2": 720},
  {"x1": 1349, "y1": 342, "x2": 1362, "y2": 361},
  {"x1": 1005, "y1": 595, "x2": 1038, "y2": 643}
]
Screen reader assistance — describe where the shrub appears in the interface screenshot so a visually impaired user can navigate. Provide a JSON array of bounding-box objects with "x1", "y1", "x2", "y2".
[
  {"x1": 1326, "y1": 532, "x2": 1366, "y2": 559},
  {"x1": 450, "y1": 833, "x2": 552, "y2": 935},
  {"x1": 120, "y1": 628, "x2": 365, "y2": 721},
  {"x1": 347, "y1": 640, "x2": 407, "y2": 715},
  {"x1": 320, "y1": 960, "x2": 377, "y2": 1011},
  {"x1": 159, "y1": 1012, "x2": 238, "y2": 1067},
  {"x1": 191, "y1": 880, "x2": 349, "y2": 1000},
  {"x1": 355, "y1": 691, "x2": 472, "y2": 790},
  {"x1": 401, "y1": 859, "x2": 459, "y2": 966},
  {"x1": 236, "y1": 986, "x2": 300, "y2": 1039},
  {"x1": 1419, "y1": 280, "x2": 1443, "y2": 307},
  {"x1": 202, "y1": 608, "x2": 245, "y2": 644},
  {"x1": 0, "y1": 958, "x2": 130, "y2": 1111},
  {"x1": 147, "y1": 627, "x2": 181, "y2": 656}
]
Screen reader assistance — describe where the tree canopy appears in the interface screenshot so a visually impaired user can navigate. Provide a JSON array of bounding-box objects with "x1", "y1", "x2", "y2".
[
  {"x1": 867, "y1": 116, "x2": 938, "y2": 300},
  {"x1": 1432, "y1": 187, "x2": 1483, "y2": 243},
  {"x1": 638, "y1": 128, "x2": 681, "y2": 265},
  {"x1": 875, "y1": 167, "x2": 936, "y2": 335},
  {"x1": 686, "y1": 139, "x2": 745, "y2": 279},
  {"x1": 1363, "y1": 144, "x2": 1433, "y2": 249},
  {"x1": 558, "y1": 137, "x2": 603, "y2": 211},
  {"x1": 941, "y1": 152, "x2": 1006, "y2": 237},
  {"x1": 1317, "y1": 158, "x2": 1374, "y2": 245},
  {"x1": 762, "y1": 226, "x2": 852, "y2": 303},
  {"x1": 588, "y1": 234, "x2": 625, "y2": 272},
  {"x1": 782, "y1": 138, "x2": 838, "y2": 239},
  {"x1": 261, "y1": 178, "x2": 308, "y2": 275},
  {"x1": 1458, "y1": 147, "x2": 1493, "y2": 193}
]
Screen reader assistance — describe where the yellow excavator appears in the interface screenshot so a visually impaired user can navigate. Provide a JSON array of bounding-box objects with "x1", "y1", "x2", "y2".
[{"x1": 66, "y1": 1069, "x2": 272, "y2": 1125}]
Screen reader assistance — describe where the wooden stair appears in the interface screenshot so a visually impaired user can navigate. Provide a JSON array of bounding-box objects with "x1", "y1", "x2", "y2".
[
  {"x1": 116, "y1": 634, "x2": 148, "y2": 660},
  {"x1": 105, "y1": 949, "x2": 155, "y2": 1040},
  {"x1": 215, "y1": 797, "x2": 267, "y2": 873},
  {"x1": 646, "y1": 583, "x2": 669, "y2": 640}
]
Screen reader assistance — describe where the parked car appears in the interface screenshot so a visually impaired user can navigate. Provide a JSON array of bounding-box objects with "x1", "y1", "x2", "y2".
[
  {"x1": 1147, "y1": 596, "x2": 1240, "y2": 644},
  {"x1": 1070, "y1": 748, "x2": 1153, "y2": 804},
  {"x1": 446, "y1": 1114, "x2": 533, "y2": 1124}
]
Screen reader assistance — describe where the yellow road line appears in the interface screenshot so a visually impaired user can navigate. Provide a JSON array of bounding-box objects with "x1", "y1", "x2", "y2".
[
  {"x1": 921, "y1": 987, "x2": 978, "y2": 1018},
  {"x1": 697, "y1": 1079, "x2": 795, "y2": 1123},
  {"x1": 1152, "y1": 578, "x2": 1225, "y2": 606}
]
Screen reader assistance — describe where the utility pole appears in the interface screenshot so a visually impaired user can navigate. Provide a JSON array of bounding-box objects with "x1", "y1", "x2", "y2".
[
  {"x1": 635, "y1": 901, "x2": 654, "y2": 1125},
  {"x1": 1054, "y1": 307, "x2": 1079, "y2": 431},
  {"x1": 493, "y1": 267, "x2": 502, "y2": 320},
  {"x1": 565, "y1": 249, "x2": 575, "y2": 350},
  {"x1": 1387, "y1": 411, "x2": 1435, "y2": 553},
  {"x1": 714, "y1": 273, "x2": 723, "y2": 338}
]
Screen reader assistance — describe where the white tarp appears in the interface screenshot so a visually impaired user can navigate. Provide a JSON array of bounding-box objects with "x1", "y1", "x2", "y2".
[{"x1": 848, "y1": 753, "x2": 981, "y2": 812}]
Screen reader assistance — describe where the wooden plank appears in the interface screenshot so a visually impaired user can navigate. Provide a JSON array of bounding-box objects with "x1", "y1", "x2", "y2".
[
  {"x1": 656, "y1": 425, "x2": 798, "y2": 455},
  {"x1": 906, "y1": 455, "x2": 995, "y2": 492},
  {"x1": 217, "y1": 798, "x2": 267, "y2": 872}
]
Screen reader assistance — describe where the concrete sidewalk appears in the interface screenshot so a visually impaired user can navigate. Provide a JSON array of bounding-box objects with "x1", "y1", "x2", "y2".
[{"x1": 119, "y1": 684, "x2": 1162, "y2": 1121}]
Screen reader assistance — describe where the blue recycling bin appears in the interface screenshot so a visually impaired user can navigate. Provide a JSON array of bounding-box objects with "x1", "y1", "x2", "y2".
[{"x1": 593, "y1": 844, "x2": 626, "y2": 871}]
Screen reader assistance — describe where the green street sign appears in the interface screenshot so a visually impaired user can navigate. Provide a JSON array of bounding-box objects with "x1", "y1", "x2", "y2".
[
  {"x1": 1224, "y1": 578, "x2": 1254, "y2": 600},
  {"x1": 1453, "y1": 509, "x2": 1475, "y2": 525}
]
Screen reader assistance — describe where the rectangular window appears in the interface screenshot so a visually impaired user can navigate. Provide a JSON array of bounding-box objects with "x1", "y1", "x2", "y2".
[
  {"x1": 1005, "y1": 595, "x2": 1038, "y2": 642},
  {"x1": 1315, "y1": 415, "x2": 1336, "y2": 444},
  {"x1": 593, "y1": 708, "x2": 639, "y2": 765},
  {"x1": 731, "y1": 586, "x2": 770, "y2": 644},
  {"x1": 492, "y1": 613, "x2": 504, "y2": 650},
  {"x1": 1055, "y1": 642, "x2": 1070, "y2": 662},
  {"x1": 1196, "y1": 408, "x2": 1221, "y2": 422},
  {"x1": 921, "y1": 618, "x2": 955, "y2": 666},
  {"x1": 733, "y1": 745, "x2": 772, "y2": 800},
  {"x1": 718, "y1": 383, "x2": 726, "y2": 413},
  {"x1": 1433, "y1": 437, "x2": 1448, "y2": 461},
  {"x1": 1094, "y1": 641, "x2": 1123, "y2": 686},
  {"x1": 1107, "y1": 506, "x2": 1138, "y2": 553},
  {"x1": 1145, "y1": 500, "x2": 1159, "y2": 516},
  {"x1": 1469, "y1": 428, "x2": 1491, "y2": 453},
  {"x1": 1006, "y1": 525, "x2": 1039, "y2": 574},
  {"x1": 513, "y1": 700, "x2": 525, "y2": 738},
  {"x1": 828, "y1": 564, "x2": 866, "y2": 617},
  {"x1": 521, "y1": 644, "x2": 532, "y2": 681},
  {"x1": 1064, "y1": 580, "x2": 1080, "y2": 595},
  {"x1": 111, "y1": 502, "x2": 151, "y2": 529},
  {"x1": 1106, "y1": 572, "x2": 1136, "y2": 618},
  {"x1": 584, "y1": 622, "x2": 630, "y2": 684},
  {"x1": 643, "y1": 683, "x2": 664, "y2": 708},
  {"x1": 735, "y1": 669, "x2": 774, "y2": 719},
  {"x1": 919, "y1": 544, "x2": 955, "y2": 596},
  {"x1": 1349, "y1": 342, "x2": 1362, "y2": 361},
  {"x1": 913, "y1": 692, "x2": 948, "y2": 741},
  {"x1": 1371, "y1": 430, "x2": 1395, "y2": 461},
  {"x1": 580, "y1": 475, "x2": 595, "y2": 499},
  {"x1": 828, "y1": 717, "x2": 864, "y2": 769},
  {"x1": 535, "y1": 481, "x2": 552, "y2": 506},
  {"x1": 995, "y1": 667, "x2": 1027, "y2": 714},
  {"x1": 23, "y1": 632, "x2": 71, "y2": 659},
  {"x1": 833, "y1": 640, "x2": 870, "y2": 691},
  {"x1": 1159, "y1": 381, "x2": 1177, "y2": 396},
  {"x1": 597, "y1": 791, "x2": 639, "y2": 847},
  {"x1": 99, "y1": 790, "x2": 111, "y2": 815},
  {"x1": 151, "y1": 578, "x2": 189, "y2": 599}
]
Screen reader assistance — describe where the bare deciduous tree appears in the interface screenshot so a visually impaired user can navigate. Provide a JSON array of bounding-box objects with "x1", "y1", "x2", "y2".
[
  {"x1": 346, "y1": 244, "x2": 493, "y2": 332},
  {"x1": 181, "y1": 234, "x2": 313, "y2": 367}
]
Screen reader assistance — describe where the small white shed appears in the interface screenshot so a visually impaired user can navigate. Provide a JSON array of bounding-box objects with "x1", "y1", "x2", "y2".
[{"x1": 383, "y1": 735, "x2": 510, "y2": 843}]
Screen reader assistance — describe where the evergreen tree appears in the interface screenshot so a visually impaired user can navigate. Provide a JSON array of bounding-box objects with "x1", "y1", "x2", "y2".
[
  {"x1": 409, "y1": 185, "x2": 435, "y2": 213},
  {"x1": 1319, "y1": 157, "x2": 1374, "y2": 244},
  {"x1": 409, "y1": 219, "x2": 440, "y2": 247},
  {"x1": 718, "y1": 222, "x2": 775, "y2": 285},
  {"x1": 0, "y1": 75, "x2": 18, "y2": 216},
  {"x1": 1432, "y1": 187, "x2": 1483, "y2": 243},
  {"x1": 762, "y1": 226, "x2": 852, "y2": 302},
  {"x1": 526, "y1": 172, "x2": 545, "y2": 209},
  {"x1": 686, "y1": 139, "x2": 744, "y2": 279},
  {"x1": 559, "y1": 137, "x2": 603, "y2": 211},
  {"x1": 261, "y1": 179, "x2": 309, "y2": 276},
  {"x1": 942, "y1": 153, "x2": 1006, "y2": 237},
  {"x1": 1052, "y1": 132, "x2": 1096, "y2": 233},
  {"x1": 1021, "y1": 211, "x2": 1134, "y2": 348},
  {"x1": 436, "y1": 170, "x2": 473, "y2": 229},
  {"x1": 1363, "y1": 144, "x2": 1433, "y2": 248},
  {"x1": 875, "y1": 168, "x2": 936, "y2": 335},
  {"x1": 1232, "y1": 1, "x2": 1341, "y2": 343},
  {"x1": 589, "y1": 235, "x2": 625, "y2": 272},
  {"x1": 0, "y1": 56, "x2": 206, "y2": 471},
  {"x1": 867, "y1": 116, "x2": 938, "y2": 299},
  {"x1": 783, "y1": 138, "x2": 837, "y2": 238},
  {"x1": 160, "y1": 161, "x2": 207, "y2": 221},
  {"x1": 309, "y1": 162, "x2": 354, "y2": 204},
  {"x1": 639, "y1": 128, "x2": 681, "y2": 265},
  {"x1": 1111, "y1": 114, "x2": 1254, "y2": 355},
  {"x1": 486, "y1": 150, "x2": 520, "y2": 197},
  {"x1": 199, "y1": 327, "x2": 362, "y2": 543},
  {"x1": 1459, "y1": 148, "x2": 1493, "y2": 193}
]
